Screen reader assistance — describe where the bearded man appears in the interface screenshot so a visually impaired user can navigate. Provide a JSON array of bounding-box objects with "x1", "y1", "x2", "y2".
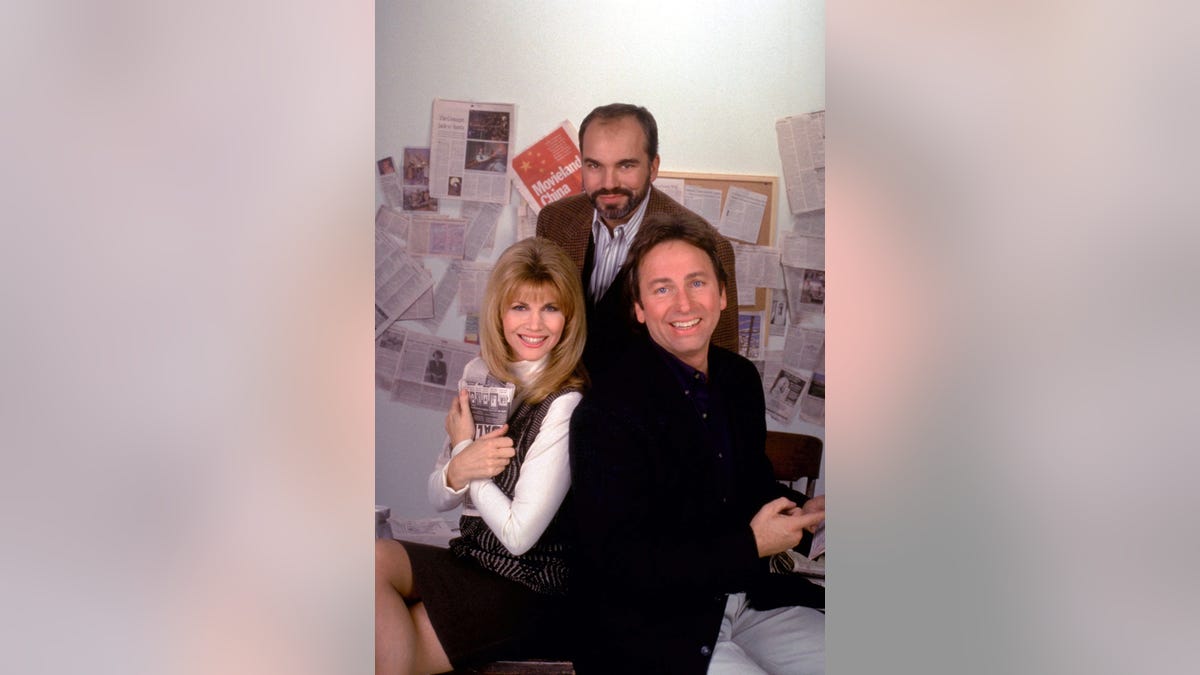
[{"x1": 536, "y1": 103, "x2": 740, "y2": 371}]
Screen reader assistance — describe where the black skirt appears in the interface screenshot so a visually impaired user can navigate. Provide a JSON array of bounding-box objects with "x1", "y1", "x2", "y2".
[{"x1": 400, "y1": 540, "x2": 572, "y2": 668}]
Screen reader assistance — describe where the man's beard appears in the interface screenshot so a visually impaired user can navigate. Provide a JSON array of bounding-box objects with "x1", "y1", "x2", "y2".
[{"x1": 587, "y1": 181, "x2": 650, "y2": 221}]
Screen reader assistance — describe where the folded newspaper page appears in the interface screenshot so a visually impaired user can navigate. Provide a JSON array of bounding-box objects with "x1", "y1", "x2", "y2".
[
  {"x1": 375, "y1": 229, "x2": 434, "y2": 337},
  {"x1": 457, "y1": 358, "x2": 515, "y2": 439},
  {"x1": 429, "y1": 98, "x2": 515, "y2": 204},
  {"x1": 509, "y1": 120, "x2": 583, "y2": 215}
]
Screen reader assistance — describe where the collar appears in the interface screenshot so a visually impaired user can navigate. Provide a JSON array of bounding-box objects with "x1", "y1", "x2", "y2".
[
  {"x1": 510, "y1": 356, "x2": 548, "y2": 386},
  {"x1": 650, "y1": 338, "x2": 709, "y2": 390}
]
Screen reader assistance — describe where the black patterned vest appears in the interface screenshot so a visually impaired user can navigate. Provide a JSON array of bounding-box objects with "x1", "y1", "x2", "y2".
[{"x1": 449, "y1": 387, "x2": 576, "y2": 596}]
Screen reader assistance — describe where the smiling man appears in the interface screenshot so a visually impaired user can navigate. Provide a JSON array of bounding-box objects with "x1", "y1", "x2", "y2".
[
  {"x1": 536, "y1": 103, "x2": 739, "y2": 372},
  {"x1": 568, "y1": 213, "x2": 826, "y2": 674}
]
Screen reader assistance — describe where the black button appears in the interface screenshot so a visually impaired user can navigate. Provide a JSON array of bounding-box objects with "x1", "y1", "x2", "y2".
[
  {"x1": 701, "y1": 412, "x2": 708, "y2": 419},
  {"x1": 700, "y1": 645, "x2": 712, "y2": 657},
  {"x1": 717, "y1": 452, "x2": 723, "y2": 459},
  {"x1": 684, "y1": 389, "x2": 690, "y2": 395}
]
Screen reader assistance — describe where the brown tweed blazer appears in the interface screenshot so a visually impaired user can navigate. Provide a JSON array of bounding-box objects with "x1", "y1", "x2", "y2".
[{"x1": 535, "y1": 188, "x2": 741, "y2": 354}]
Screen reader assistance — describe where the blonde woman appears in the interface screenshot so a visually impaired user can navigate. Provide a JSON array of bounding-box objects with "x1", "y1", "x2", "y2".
[{"x1": 376, "y1": 238, "x2": 587, "y2": 675}]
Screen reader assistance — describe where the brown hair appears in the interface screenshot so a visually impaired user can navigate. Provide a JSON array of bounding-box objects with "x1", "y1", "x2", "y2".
[
  {"x1": 624, "y1": 211, "x2": 728, "y2": 308},
  {"x1": 480, "y1": 238, "x2": 588, "y2": 403}
]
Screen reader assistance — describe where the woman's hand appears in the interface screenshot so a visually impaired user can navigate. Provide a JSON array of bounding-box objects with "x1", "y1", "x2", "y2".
[
  {"x1": 445, "y1": 425, "x2": 515, "y2": 491},
  {"x1": 444, "y1": 390, "x2": 476, "y2": 446}
]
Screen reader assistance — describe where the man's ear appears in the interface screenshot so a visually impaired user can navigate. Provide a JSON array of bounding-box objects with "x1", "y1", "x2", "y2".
[
  {"x1": 649, "y1": 154, "x2": 660, "y2": 182},
  {"x1": 634, "y1": 300, "x2": 646, "y2": 324},
  {"x1": 719, "y1": 285, "x2": 727, "y2": 311}
]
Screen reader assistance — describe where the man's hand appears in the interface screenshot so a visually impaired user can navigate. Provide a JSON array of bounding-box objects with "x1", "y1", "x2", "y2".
[
  {"x1": 750, "y1": 496, "x2": 826, "y2": 557},
  {"x1": 444, "y1": 389, "x2": 476, "y2": 446},
  {"x1": 445, "y1": 425, "x2": 514, "y2": 490},
  {"x1": 800, "y1": 495, "x2": 825, "y2": 533}
]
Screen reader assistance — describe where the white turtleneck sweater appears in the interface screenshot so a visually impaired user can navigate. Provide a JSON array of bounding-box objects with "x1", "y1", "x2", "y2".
[{"x1": 427, "y1": 356, "x2": 581, "y2": 556}]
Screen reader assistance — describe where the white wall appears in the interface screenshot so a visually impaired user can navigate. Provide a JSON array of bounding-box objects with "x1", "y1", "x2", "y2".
[{"x1": 377, "y1": 0, "x2": 826, "y2": 516}]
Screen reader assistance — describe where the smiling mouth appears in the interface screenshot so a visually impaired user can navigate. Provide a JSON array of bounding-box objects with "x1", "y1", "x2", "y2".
[
  {"x1": 518, "y1": 334, "x2": 548, "y2": 346},
  {"x1": 670, "y1": 318, "x2": 701, "y2": 329}
]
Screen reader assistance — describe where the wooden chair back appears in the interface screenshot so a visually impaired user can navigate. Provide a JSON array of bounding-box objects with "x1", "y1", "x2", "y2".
[{"x1": 763, "y1": 431, "x2": 823, "y2": 498}]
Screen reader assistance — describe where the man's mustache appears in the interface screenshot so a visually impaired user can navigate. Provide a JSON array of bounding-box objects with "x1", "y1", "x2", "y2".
[{"x1": 590, "y1": 188, "x2": 634, "y2": 198}]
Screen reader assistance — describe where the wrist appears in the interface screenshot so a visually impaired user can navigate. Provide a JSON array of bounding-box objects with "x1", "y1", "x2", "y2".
[{"x1": 445, "y1": 460, "x2": 466, "y2": 491}]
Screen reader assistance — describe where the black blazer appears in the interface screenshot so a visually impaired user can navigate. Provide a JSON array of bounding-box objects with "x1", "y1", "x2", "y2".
[{"x1": 568, "y1": 335, "x2": 821, "y2": 674}]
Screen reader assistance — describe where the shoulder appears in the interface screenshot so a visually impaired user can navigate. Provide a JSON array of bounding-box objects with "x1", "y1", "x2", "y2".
[
  {"x1": 646, "y1": 187, "x2": 692, "y2": 217},
  {"x1": 711, "y1": 347, "x2": 760, "y2": 389},
  {"x1": 578, "y1": 340, "x2": 659, "y2": 410},
  {"x1": 546, "y1": 389, "x2": 583, "y2": 414}
]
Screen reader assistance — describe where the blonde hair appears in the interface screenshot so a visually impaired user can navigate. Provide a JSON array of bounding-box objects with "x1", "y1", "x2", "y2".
[{"x1": 480, "y1": 238, "x2": 587, "y2": 404}]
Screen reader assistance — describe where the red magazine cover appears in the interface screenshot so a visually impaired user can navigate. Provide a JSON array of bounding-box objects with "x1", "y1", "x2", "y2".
[{"x1": 508, "y1": 121, "x2": 583, "y2": 215}]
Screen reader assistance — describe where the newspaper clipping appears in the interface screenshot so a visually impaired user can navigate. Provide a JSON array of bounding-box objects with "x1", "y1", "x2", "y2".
[
  {"x1": 455, "y1": 261, "x2": 494, "y2": 316},
  {"x1": 395, "y1": 269, "x2": 435, "y2": 321},
  {"x1": 377, "y1": 205, "x2": 410, "y2": 242},
  {"x1": 791, "y1": 208, "x2": 825, "y2": 238},
  {"x1": 401, "y1": 147, "x2": 438, "y2": 212},
  {"x1": 732, "y1": 242, "x2": 785, "y2": 301},
  {"x1": 780, "y1": 232, "x2": 825, "y2": 271},
  {"x1": 775, "y1": 110, "x2": 825, "y2": 214},
  {"x1": 799, "y1": 370, "x2": 825, "y2": 426},
  {"x1": 652, "y1": 177, "x2": 685, "y2": 204},
  {"x1": 407, "y1": 215, "x2": 468, "y2": 258},
  {"x1": 457, "y1": 358, "x2": 515, "y2": 439},
  {"x1": 783, "y1": 328, "x2": 825, "y2": 374},
  {"x1": 768, "y1": 292, "x2": 788, "y2": 338},
  {"x1": 782, "y1": 265, "x2": 825, "y2": 330},
  {"x1": 460, "y1": 201, "x2": 503, "y2": 262},
  {"x1": 377, "y1": 156, "x2": 404, "y2": 208},
  {"x1": 416, "y1": 261, "x2": 462, "y2": 334},
  {"x1": 376, "y1": 228, "x2": 435, "y2": 337},
  {"x1": 509, "y1": 121, "x2": 583, "y2": 215},
  {"x1": 765, "y1": 365, "x2": 809, "y2": 424},
  {"x1": 429, "y1": 98, "x2": 515, "y2": 204},
  {"x1": 515, "y1": 201, "x2": 537, "y2": 242},
  {"x1": 717, "y1": 186, "x2": 768, "y2": 244},
  {"x1": 738, "y1": 312, "x2": 765, "y2": 361},
  {"x1": 376, "y1": 325, "x2": 481, "y2": 411}
]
